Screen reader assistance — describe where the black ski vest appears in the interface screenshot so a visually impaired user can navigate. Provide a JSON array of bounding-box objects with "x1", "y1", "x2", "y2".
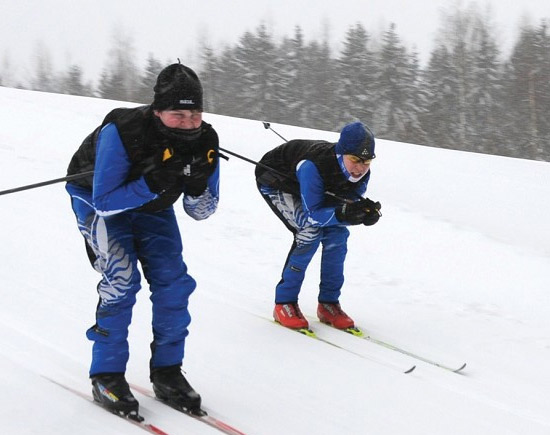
[
  {"x1": 255, "y1": 140, "x2": 367, "y2": 205},
  {"x1": 67, "y1": 105, "x2": 218, "y2": 212}
]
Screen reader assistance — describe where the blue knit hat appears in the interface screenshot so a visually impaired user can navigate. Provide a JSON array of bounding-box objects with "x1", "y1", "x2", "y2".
[{"x1": 335, "y1": 121, "x2": 376, "y2": 159}]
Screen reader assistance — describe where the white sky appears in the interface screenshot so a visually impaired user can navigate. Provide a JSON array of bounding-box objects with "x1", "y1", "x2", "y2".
[{"x1": 1, "y1": 0, "x2": 549, "y2": 84}]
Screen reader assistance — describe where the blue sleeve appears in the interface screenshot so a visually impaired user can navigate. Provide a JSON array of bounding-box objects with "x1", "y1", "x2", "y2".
[
  {"x1": 92, "y1": 123, "x2": 158, "y2": 216},
  {"x1": 205, "y1": 161, "x2": 220, "y2": 198},
  {"x1": 296, "y1": 160, "x2": 342, "y2": 227}
]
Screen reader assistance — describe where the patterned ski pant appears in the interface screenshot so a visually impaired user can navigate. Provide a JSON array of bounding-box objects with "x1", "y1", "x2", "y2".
[
  {"x1": 70, "y1": 196, "x2": 196, "y2": 376},
  {"x1": 258, "y1": 185, "x2": 349, "y2": 304}
]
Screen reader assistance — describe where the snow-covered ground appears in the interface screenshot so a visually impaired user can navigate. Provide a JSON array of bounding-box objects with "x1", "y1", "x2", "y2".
[{"x1": 0, "y1": 86, "x2": 549, "y2": 434}]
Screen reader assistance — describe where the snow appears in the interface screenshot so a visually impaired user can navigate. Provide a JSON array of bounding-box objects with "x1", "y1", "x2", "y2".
[{"x1": 1, "y1": 86, "x2": 549, "y2": 434}]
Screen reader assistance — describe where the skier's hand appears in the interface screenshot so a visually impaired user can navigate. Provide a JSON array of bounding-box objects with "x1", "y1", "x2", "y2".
[
  {"x1": 181, "y1": 147, "x2": 218, "y2": 196},
  {"x1": 362, "y1": 209, "x2": 381, "y2": 226},
  {"x1": 143, "y1": 147, "x2": 184, "y2": 194},
  {"x1": 362, "y1": 198, "x2": 381, "y2": 226},
  {"x1": 335, "y1": 198, "x2": 381, "y2": 226}
]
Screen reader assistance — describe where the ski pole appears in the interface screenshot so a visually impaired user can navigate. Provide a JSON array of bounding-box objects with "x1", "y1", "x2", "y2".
[
  {"x1": 223, "y1": 124, "x2": 356, "y2": 205},
  {"x1": 219, "y1": 146, "x2": 291, "y2": 181},
  {"x1": 262, "y1": 121, "x2": 288, "y2": 142},
  {"x1": 0, "y1": 170, "x2": 94, "y2": 197}
]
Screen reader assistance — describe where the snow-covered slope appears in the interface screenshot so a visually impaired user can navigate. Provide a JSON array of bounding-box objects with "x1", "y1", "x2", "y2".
[{"x1": 1, "y1": 86, "x2": 549, "y2": 434}]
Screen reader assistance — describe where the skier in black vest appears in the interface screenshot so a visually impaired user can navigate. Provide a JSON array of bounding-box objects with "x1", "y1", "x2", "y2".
[
  {"x1": 255, "y1": 122, "x2": 381, "y2": 331},
  {"x1": 66, "y1": 62, "x2": 219, "y2": 419}
]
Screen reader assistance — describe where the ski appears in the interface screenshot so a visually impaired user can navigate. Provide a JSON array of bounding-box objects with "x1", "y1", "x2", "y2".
[
  {"x1": 129, "y1": 383, "x2": 248, "y2": 435},
  {"x1": 313, "y1": 320, "x2": 467, "y2": 373},
  {"x1": 274, "y1": 321, "x2": 416, "y2": 374},
  {"x1": 43, "y1": 376, "x2": 170, "y2": 435}
]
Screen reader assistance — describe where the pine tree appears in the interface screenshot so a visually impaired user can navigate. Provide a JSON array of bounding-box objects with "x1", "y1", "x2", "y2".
[
  {"x1": 97, "y1": 29, "x2": 140, "y2": 102},
  {"x1": 206, "y1": 44, "x2": 242, "y2": 116},
  {"x1": 301, "y1": 39, "x2": 339, "y2": 131},
  {"x1": 272, "y1": 27, "x2": 306, "y2": 126},
  {"x1": 231, "y1": 24, "x2": 277, "y2": 121},
  {"x1": 61, "y1": 64, "x2": 92, "y2": 97},
  {"x1": 468, "y1": 14, "x2": 502, "y2": 155},
  {"x1": 503, "y1": 21, "x2": 550, "y2": 160},
  {"x1": 425, "y1": 5, "x2": 488, "y2": 152},
  {"x1": 1, "y1": 53, "x2": 14, "y2": 88},
  {"x1": 421, "y1": 45, "x2": 461, "y2": 150},
  {"x1": 200, "y1": 45, "x2": 223, "y2": 113},
  {"x1": 375, "y1": 23, "x2": 426, "y2": 144},
  {"x1": 531, "y1": 21, "x2": 550, "y2": 160},
  {"x1": 336, "y1": 24, "x2": 376, "y2": 127},
  {"x1": 134, "y1": 54, "x2": 163, "y2": 104},
  {"x1": 31, "y1": 41, "x2": 57, "y2": 93}
]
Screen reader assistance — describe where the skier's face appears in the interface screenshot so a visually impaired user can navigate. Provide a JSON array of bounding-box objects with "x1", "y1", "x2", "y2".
[
  {"x1": 343, "y1": 155, "x2": 372, "y2": 178},
  {"x1": 154, "y1": 109, "x2": 203, "y2": 130}
]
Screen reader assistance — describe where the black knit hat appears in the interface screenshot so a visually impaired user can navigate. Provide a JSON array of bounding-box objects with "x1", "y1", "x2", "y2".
[{"x1": 152, "y1": 62, "x2": 203, "y2": 111}]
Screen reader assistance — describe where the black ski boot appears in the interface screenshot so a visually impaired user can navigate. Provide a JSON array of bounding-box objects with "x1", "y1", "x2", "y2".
[
  {"x1": 150, "y1": 365, "x2": 203, "y2": 415},
  {"x1": 91, "y1": 373, "x2": 142, "y2": 421}
]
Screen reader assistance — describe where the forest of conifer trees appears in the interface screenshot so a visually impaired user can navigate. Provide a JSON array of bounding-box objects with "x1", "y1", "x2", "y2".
[{"x1": 1, "y1": 7, "x2": 549, "y2": 161}]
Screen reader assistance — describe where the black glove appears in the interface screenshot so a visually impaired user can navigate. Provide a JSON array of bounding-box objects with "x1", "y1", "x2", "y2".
[
  {"x1": 336, "y1": 198, "x2": 382, "y2": 226},
  {"x1": 182, "y1": 147, "x2": 218, "y2": 196},
  {"x1": 361, "y1": 197, "x2": 381, "y2": 226},
  {"x1": 362, "y1": 208, "x2": 381, "y2": 226},
  {"x1": 143, "y1": 147, "x2": 184, "y2": 194}
]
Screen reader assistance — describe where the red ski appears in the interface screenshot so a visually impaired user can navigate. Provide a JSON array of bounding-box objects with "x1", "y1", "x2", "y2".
[{"x1": 130, "y1": 383, "x2": 248, "y2": 435}]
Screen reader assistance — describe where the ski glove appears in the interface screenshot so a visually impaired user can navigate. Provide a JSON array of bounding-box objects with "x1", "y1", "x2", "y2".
[
  {"x1": 182, "y1": 147, "x2": 218, "y2": 196},
  {"x1": 143, "y1": 147, "x2": 184, "y2": 195},
  {"x1": 336, "y1": 197, "x2": 382, "y2": 226}
]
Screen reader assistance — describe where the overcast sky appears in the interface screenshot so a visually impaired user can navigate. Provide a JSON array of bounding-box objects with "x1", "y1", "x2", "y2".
[{"x1": 1, "y1": 0, "x2": 549, "y2": 84}]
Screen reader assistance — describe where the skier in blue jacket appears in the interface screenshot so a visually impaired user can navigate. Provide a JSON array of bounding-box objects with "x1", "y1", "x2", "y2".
[
  {"x1": 66, "y1": 62, "x2": 219, "y2": 419},
  {"x1": 255, "y1": 122, "x2": 381, "y2": 331}
]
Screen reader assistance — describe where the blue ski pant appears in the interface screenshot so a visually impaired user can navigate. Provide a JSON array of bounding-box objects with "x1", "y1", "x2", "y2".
[
  {"x1": 69, "y1": 195, "x2": 196, "y2": 376},
  {"x1": 258, "y1": 186, "x2": 349, "y2": 304}
]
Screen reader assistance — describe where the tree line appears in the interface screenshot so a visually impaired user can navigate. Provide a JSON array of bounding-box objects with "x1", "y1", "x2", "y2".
[{"x1": 1, "y1": 7, "x2": 549, "y2": 161}]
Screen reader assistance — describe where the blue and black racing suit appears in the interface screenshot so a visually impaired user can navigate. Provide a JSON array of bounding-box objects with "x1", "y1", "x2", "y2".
[
  {"x1": 66, "y1": 105, "x2": 219, "y2": 376},
  {"x1": 255, "y1": 140, "x2": 369, "y2": 304}
]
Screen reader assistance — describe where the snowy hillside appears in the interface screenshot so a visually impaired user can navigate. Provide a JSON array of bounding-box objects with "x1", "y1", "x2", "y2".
[{"x1": 0, "y1": 86, "x2": 549, "y2": 435}]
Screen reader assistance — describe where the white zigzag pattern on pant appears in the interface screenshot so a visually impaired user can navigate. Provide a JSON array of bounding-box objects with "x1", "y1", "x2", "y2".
[
  {"x1": 263, "y1": 188, "x2": 320, "y2": 246},
  {"x1": 98, "y1": 237, "x2": 134, "y2": 304},
  {"x1": 78, "y1": 219, "x2": 135, "y2": 304}
]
